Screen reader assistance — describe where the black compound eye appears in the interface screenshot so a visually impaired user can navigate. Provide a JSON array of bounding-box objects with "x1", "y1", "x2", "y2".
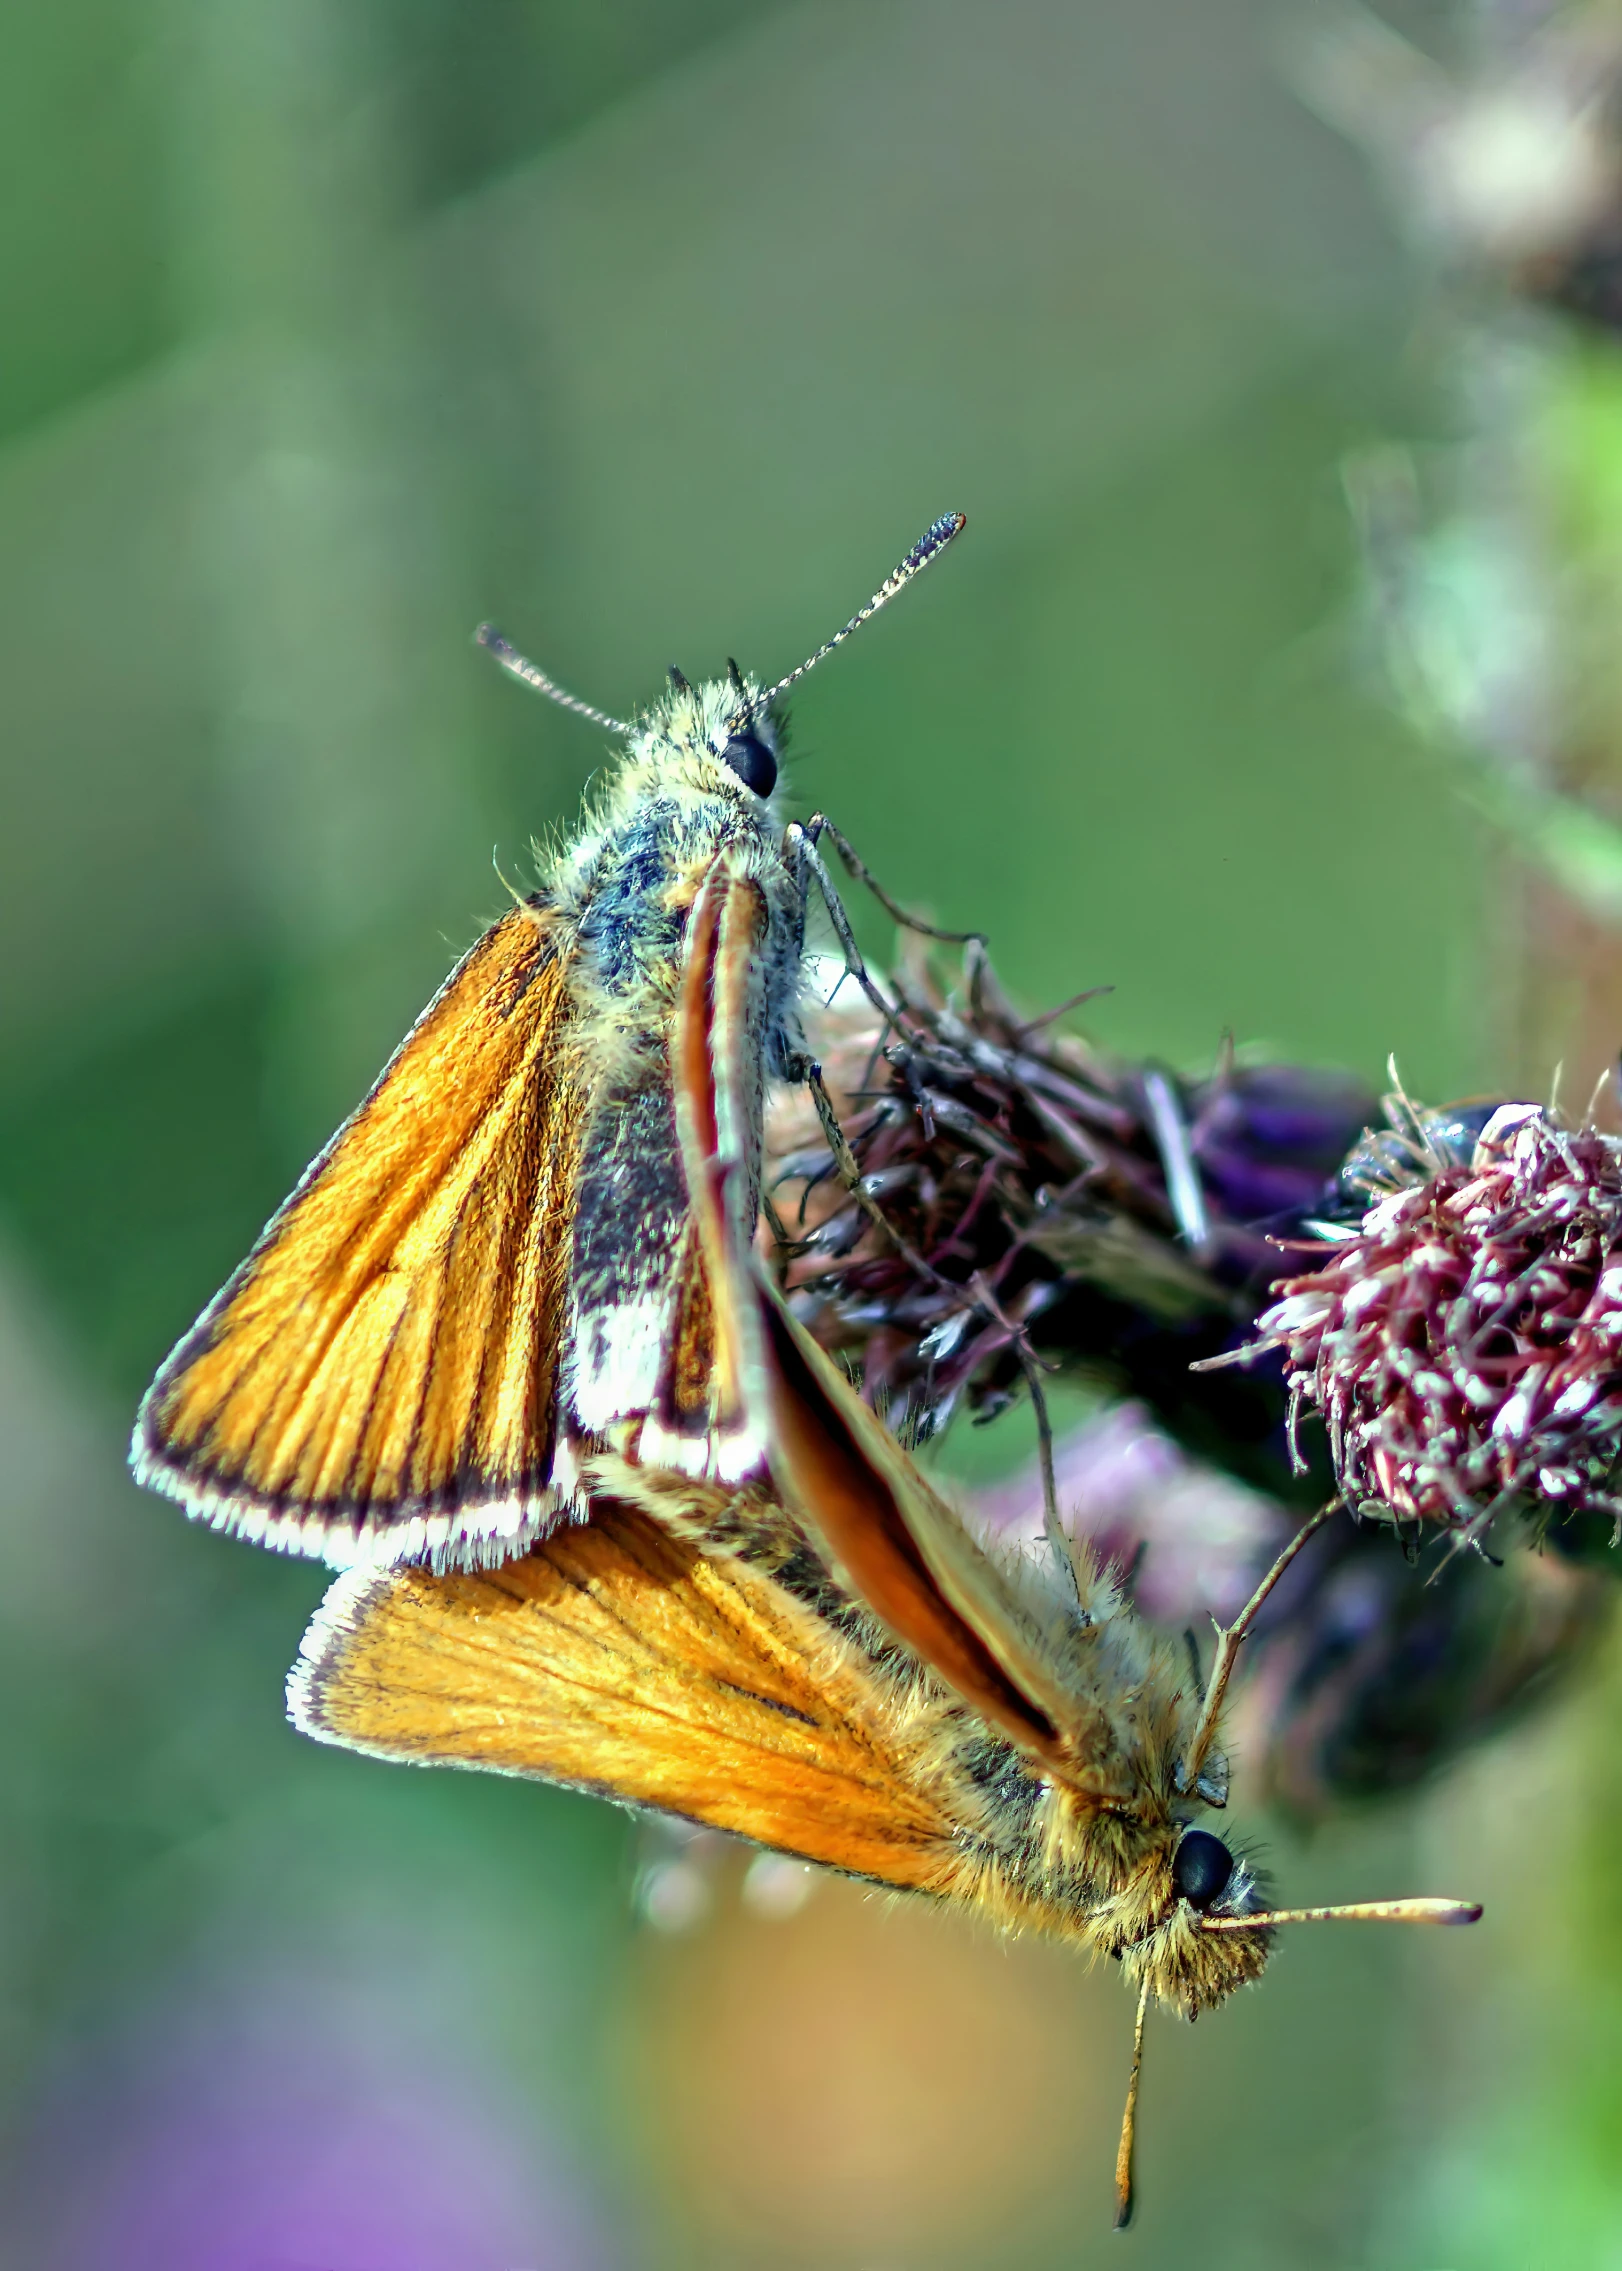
[
  {"x1": 1172, "y1": 1829, "x2": 1234, "y2": 1910},
  {"x1": 719, "y1": 730, "x2": 777, "y2": 797}
]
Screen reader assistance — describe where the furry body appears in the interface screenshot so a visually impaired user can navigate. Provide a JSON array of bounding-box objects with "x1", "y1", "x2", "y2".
[{"x1": 547, "y1": 680, "x2": 804, "y2": 1463}]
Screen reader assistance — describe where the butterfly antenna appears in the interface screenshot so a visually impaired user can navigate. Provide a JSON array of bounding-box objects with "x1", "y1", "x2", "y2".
[
  {"x1": 1113, "y1": 1983, "x2": 1149, "y2": 2230},
  {"x1": 1182, "y1": 1503, "x2": 1336, "y2": 1796},
  {"x1": 1201, "y1": 1896, "x2": 1481, "y2": 1932},
  {"x1": 754, "y1": 512, "x2": 967, "y2": 707},
  {"x1": 475, "y1": 625, "x2": 630, "y2": 737}
]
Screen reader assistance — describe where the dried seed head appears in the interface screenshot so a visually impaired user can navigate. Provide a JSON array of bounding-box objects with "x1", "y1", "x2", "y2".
[
  {"x1": 1237, "y1": 1097, "x2": 1622, "y2": 1539},
  {"x1": 766, "y1": 946, "x2": 1378, "y2": 1460}
]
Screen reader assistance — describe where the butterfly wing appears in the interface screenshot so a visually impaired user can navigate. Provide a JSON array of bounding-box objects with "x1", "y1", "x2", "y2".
[
  {"x1": 665, "y1": 916, "x2": 1141, "y2": 1790},
  {"x1": 133, "y1": 903, "x2": 580, "y2": 1568},
  {"x1": 589, "y1": 852, "x2": 773, "y2": 1484},
  {"x1": 289, "y1": 1497, "x2": 959, "y2": 1892}
]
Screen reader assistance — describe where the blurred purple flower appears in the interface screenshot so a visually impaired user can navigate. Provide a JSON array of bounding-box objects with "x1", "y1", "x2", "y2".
[
  {"x1": 975, "y1": 1397, "x2": 1284, "y2": 1628},
  {"x1": 975, "y1": 1400, "x2": 1609, "y2": 1817},
  {"x1": 23, "y1": 1962, "x2": 614, "y2": 2271}
]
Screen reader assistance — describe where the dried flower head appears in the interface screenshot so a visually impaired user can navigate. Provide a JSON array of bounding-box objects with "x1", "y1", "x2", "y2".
[
  {"x1": 1229, "y1": 1096, "x2": 1622, "y2": 1540},
  {"x1": 765, "y1": 944, "x2": 1377, "y2": 1488}
]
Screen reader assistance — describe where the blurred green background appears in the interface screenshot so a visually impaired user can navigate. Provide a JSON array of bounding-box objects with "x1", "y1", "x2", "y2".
[{"x1": 5, "y1": 1, "x2": 1613, "y2": 2266}]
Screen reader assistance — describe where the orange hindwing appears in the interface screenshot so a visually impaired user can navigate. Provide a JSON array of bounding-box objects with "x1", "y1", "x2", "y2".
[{"x1": 289, "y1": 1498, "x2": 959, "y2": 1891}]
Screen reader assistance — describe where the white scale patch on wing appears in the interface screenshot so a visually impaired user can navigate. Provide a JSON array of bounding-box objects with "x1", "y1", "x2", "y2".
[{"x1": 565, "y1": 1291, "x2": 675, "y2": 1432}]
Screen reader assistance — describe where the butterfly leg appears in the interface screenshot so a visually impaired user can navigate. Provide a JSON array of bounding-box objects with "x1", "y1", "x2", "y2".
[
  {"x1": 803, "y1": 813, "x2": 986, "y2": 950},
  {"x1": 775, "y1": 1043, "x2": 932, "y2": 1276},
  {"x1": 779, "y1": 819, "x2": 925, "y2": 1253},
  {"x1": 781, "y1": 815, "x2": 962, "y2": 1242},
  {"x1": 784, "y1": 820, "x2": 909, "y2": 1039}
]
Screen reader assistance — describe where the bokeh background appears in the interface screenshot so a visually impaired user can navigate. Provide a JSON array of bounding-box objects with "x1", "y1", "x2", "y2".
[{"x1": 7, "y1": 1, "x2": 1622, "y2": 2264}]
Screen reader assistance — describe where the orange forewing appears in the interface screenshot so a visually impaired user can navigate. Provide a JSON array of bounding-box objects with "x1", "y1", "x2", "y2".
[
  {"x1": 290, "y1": 1499, "x2": 957, "y2": 1890},
  {"x1": 134, "y1": 904, "x2": 580, "y2": 1566}
]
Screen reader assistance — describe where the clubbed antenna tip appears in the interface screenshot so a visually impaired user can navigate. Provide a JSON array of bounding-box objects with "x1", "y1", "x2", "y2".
[
  {"x1": 1201, "y1": 1895, "x2": 1483, "y2": 1931},
  {"x1": 755, "y1": 511, "x2": 967, "y2": 707},
  {"x1": 1113, "y1": 1983, "x2": 1148, "y2": 2231}
]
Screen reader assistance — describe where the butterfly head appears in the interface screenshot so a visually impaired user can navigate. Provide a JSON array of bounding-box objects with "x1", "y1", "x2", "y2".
[
  {"x1": 1060, "y1": 1793, "x2": 1273, "y2": 2023},
  {"x1": 1104, "y1": 1814, "x2": 1479, "y2": 2227},
  {"x1": 1122, "y1": 1823, "x2": 1275, "y2": 2020},
  {"x1": 635, "y1": 661, "x2": 784, "y2": 806}
]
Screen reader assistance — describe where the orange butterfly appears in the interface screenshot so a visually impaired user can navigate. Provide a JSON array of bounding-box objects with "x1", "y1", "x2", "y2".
[
  {"x1": 290, "y1": 888, "x2": 1484, "y2": 2227},
  {"x1": 131, "y1": 516, "x2": 967, "y2": 1569}
]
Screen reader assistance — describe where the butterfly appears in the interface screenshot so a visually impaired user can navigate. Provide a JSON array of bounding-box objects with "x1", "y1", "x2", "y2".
[
  {"x1": 131, "y1": 514, "x2": 967, "y2": 1570},
  {"x1": 288, "y1": 899, "x2": 1484, "y2": 2226}
]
